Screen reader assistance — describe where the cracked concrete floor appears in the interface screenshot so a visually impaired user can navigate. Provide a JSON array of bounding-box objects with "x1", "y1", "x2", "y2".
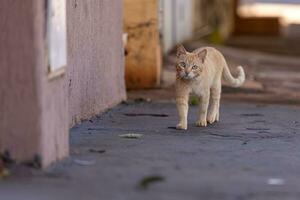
[{"x1": 1, "y1": 101, "x2": 300, "y2": 200}]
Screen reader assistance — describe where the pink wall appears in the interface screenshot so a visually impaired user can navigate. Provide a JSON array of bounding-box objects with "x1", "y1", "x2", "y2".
[
  {"x1": 37, "y1": 0, "x2": 69, "y2": 166},
  {"x1": 0, "y1": 1, "x2": 43, "y2": 162},
  {"x1": 0, "y1": 1, "x2": 69, "y2": 166},
  {"x1": 67, "y1": 0, "x2": 126, "y2": 126},
  {"x1": 0, "y1": 0, "x2": 126, "y2": 167}
]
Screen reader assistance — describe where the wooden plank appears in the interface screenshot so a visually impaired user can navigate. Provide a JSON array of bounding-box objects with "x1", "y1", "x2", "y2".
[{"x1": 123, "y1": 0, "x2": 161, "y2": 89}]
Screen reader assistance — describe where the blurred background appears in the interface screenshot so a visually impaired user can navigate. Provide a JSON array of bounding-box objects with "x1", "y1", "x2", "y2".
[{"x1": 125, "y1": 0, "x2": 300, "y2": 105}]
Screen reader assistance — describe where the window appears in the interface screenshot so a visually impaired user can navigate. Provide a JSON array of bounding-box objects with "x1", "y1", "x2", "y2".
[{"x1": 47, "y1": 0, "x2": 67, "y2": 77}]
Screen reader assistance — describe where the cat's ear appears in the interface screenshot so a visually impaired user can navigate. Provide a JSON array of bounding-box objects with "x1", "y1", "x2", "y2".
[
  {"x1": 197, "y1": 49, "x2": 207, "y2": 63},
  {"x1": 177, "y1": 45, "x2": 187, "y2": 57}
]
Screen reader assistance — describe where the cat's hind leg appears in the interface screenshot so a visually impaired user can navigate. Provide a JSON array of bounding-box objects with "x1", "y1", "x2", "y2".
[{"x1": 207, "y1": 83, "x2": 221, "y2": 124}]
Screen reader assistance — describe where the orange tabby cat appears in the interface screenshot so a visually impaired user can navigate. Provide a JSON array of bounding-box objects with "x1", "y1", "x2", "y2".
[{"x1": 175, "y1": 45, "x2": 245, "y2": 130}]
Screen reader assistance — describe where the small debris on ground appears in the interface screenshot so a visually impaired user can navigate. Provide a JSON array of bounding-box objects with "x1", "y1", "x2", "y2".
[
  {"x1": 70, "y1": 149, "x2": 81, "y2": 155},
  {"x1": 0, "y1": 159, "x2": 10, "y2": 179},
  {"x1": 242, "y1": 140, "x2": 248, "y2": 145},
  {"x1": 0, "y1": 168, "x2": 10, "y2": 179},
  {"x1": 89, "y1": 149, "x2": 106, "y2": 154},
  {"x1": 121, "y1": 100, "x2": 130, "y2": 105},
  {"x1": 134, "y1": 98, "x2": 151, "y2": 103},
  {"x1": 267, "y1": 178, "x2": 285, "y2": 186},
  {"x1": 0, "y1": 158, "x2": 3, "y2": 168},
  {"x1": 23, "y1": 155, "x2": 42, "y2": 169},
  {"x1": 1, "y1": 151, "x2": 15, "y2": 165},
  {"x1": 167, "y1": 126, "x2": 177, "y2": 130},
  {"x1": 119, "y1": 133, "x2": 143, "y2": 139},
  {"x1": 189, "y1": 95, "x2": 199, "y2": 106},
  {"x1": 138, "y1": 175, "x2": 165, "y2": 190},
  {"x1": 74, "y1": 159, "x2": 96, "y2": 166}
]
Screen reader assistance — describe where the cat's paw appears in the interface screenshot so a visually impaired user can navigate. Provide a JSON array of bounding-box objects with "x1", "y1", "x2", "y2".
[
  {"x1": 207, "y1": 112, "x2": 219, "y2": 124},
  {"x1": 216, "y1": 112, "x2": 219, "y2": 122},
  {"x1": 176, "y1": 123, "x2": 187, "y2": 130},
  {"x1": 207, "y1": 114, "x2": 216, "y2": 124},
  {"x1": 195, "y1": 119, "x2": 207, "y2": 127}
]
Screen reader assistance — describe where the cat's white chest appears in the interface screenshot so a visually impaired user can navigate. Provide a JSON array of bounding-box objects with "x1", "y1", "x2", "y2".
[{"x1": 190, "y1": 80, "x2": 205, "y2": 97}]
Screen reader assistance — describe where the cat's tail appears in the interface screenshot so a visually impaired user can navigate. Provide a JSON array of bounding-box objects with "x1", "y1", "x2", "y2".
[{"x1": 222, "y1": 65, "x2": 245, "y2": 87}]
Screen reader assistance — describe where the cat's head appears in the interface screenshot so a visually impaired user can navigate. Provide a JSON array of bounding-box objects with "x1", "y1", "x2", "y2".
[{"x1": 175, "y1": 45, "x2": 207, "y2": 80}]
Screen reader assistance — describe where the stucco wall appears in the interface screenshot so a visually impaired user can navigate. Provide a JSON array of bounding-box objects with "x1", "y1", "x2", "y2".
[
  {"x1": 0, "y1": 1, "x2": 69, "y2": 166},
  {"x1": 0, "y1": 1, "x2": 42, "y2": 161},
  {"x1": 0, "y1": 0, "x2": 125, "y2": 167},
  {"x1": 67, "y1": 0, "x2": 126, "y2": 126},
  {"x1": 36, "y1": 1, "x2": 69, "y2": 166}
]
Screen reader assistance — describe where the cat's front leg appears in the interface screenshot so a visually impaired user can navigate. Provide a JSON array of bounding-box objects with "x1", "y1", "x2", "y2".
[
  {"x1": 175, "y1": 80, "x2": 190, "y2": 130},
  {"x1": 195, "y1": 92, "x2": 210, "y2": 127},
  {"x1": 176, "y1": 96, "x2": 189, "y2": 130}
]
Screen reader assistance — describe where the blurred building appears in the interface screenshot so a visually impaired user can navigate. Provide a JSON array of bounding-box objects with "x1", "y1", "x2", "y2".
[{"x1": 159, "y1": 0, "x2": 234, "y2": 53}]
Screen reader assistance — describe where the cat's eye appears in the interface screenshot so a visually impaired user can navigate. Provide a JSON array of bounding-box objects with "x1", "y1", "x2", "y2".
[
  {"x1": 179, "y1": 62, "x2": 186, "y2": 68},
  {"x1": 192, "y1": 65, "x2": 198, "y2": 69}
]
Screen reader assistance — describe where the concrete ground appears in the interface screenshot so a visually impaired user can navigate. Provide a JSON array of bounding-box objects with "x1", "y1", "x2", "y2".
[{"x1": 1, "y1": 100, "x2": 300, "y2": 200}]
